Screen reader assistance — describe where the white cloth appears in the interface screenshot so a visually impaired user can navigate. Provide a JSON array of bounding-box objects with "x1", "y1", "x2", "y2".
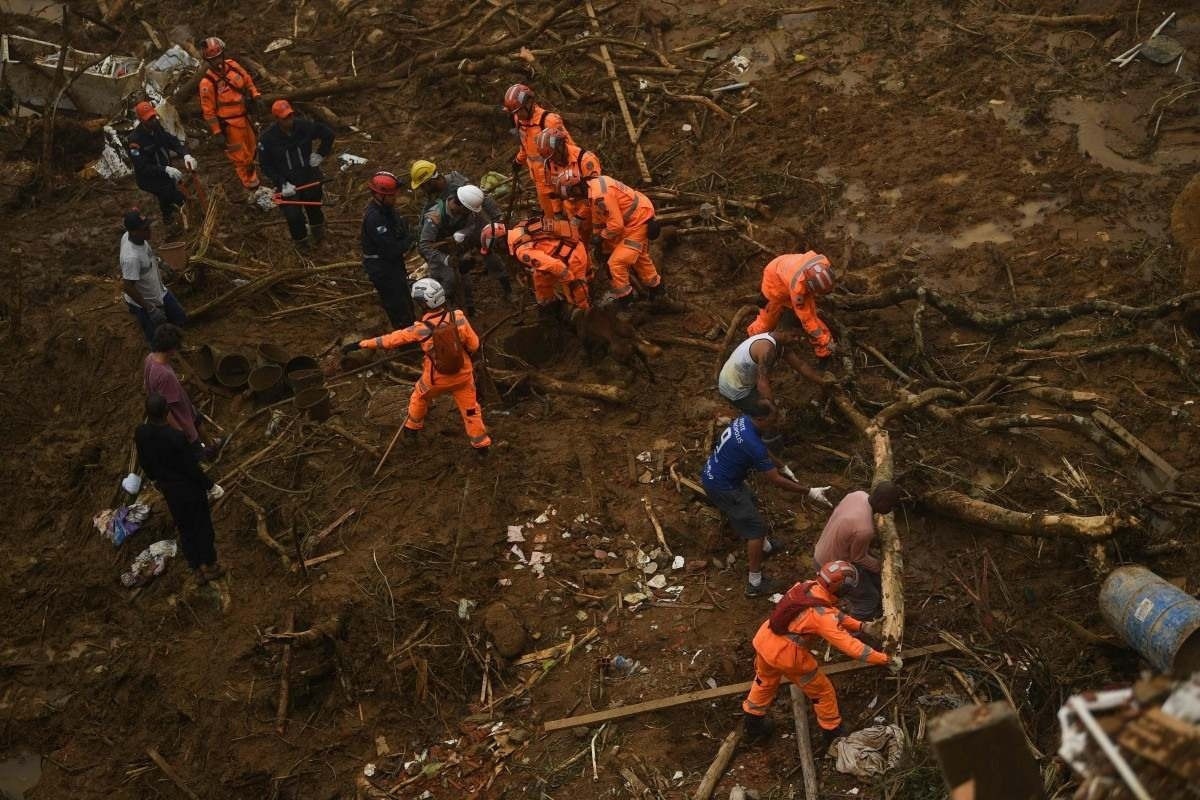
[
  {"x1": 829, "y1": 724, "x2": 905, "y2": 778},
  {"x1": 718, "y1": 333, "x2": 777, "y2": 401},
  {"x1": 119, "y1": 233, "x2": 166, "y2": 307}
]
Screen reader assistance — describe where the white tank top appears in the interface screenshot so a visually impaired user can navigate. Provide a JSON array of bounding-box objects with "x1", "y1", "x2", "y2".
[{"x1": 718, "y1": 333, "x2": 777, "y2": 400}]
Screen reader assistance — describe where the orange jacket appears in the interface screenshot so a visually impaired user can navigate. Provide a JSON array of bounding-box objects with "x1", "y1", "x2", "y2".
[
  {"x1": 358, "y1": 309, "x2": 478, "y2": 384},
  {"x1": 753, "y1": 582, "x2": 888, "y2": 672},
  {"x1": 764, "y1": 253, "x2": 833, "y2": 354},
  {"x1": 586, "y1": 175, "x2": 654, "y2": 245},
  {"x1": 545, "y1": 143, "x2": 602, "y2": 191},
  {"x1": 513, "y1": 105, "x2": 573, "y2": 175},
  {"x1": 199, "y1": 58, "x2": 261, "y2": 134},
  {"x1": 508, "y1": 224, "x2": 588, "y2": 283}
]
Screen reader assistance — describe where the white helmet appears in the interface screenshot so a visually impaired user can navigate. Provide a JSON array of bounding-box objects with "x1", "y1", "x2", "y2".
[
  {"x1": 456, "y1": 184, "x2": 485, "y2": 213},
  {"x1": 411, "y1": 277, "x2": 446, "y2": 308}
]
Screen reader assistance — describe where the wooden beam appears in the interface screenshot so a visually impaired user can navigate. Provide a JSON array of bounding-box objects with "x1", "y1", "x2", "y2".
[
  {"x1": 583, "y1": 0, "x2": 652, "y2": 183},
  {"x1": 789, "y1": 684, "x2": 820, "y2": 800},
  {"x1": 542, "y1": 642, "x2": 955, "y2": 732}
]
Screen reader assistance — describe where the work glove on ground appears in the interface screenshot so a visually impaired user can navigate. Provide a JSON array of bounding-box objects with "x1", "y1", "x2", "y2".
[
  {"x1": 281, "y1": 182, "x2": 297, "y2": 198},
  {"x1": 164, "y1": 166, "x2": 183, "y2": 182},
  {"x1": 147, "y1": 306, "x2": 167, "y2": 327},
  {"x1": 309, "y1": 152, "x2": 323, "y2": 168},
  {"x1": 888, "y1": 656, "x2": 903, "y2": 675},
  {"x1": 807, "y1": 485, "x2": 832, "y2": 507},
  {"x1": 341, "y1": 342, "x2": 362, "y2": 354},
  {"x1": 183, "y1": 155, "x2": 198, "y2": 171}
]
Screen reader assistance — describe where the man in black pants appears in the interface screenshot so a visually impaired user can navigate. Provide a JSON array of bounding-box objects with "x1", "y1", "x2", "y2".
[
  {"x1": 135, "y1": 393, "x2": 225, "y2": 584},
  {"x1": 258, "y1": 99, "x2": 335, "y2": 249},
  {"x1": 126, "y1": 101, "x2": 195, "y2": 226},
  {"x1": 361, "y1": 170, "x2": 415, "y2": 328}
]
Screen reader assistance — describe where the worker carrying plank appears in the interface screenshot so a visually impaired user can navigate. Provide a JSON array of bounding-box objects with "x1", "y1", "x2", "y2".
[
  {"x1": 342, "y1": 279, "x2": 491, "y2": 456},
  {"x1": 126, "y1": 101, "x2": 196, "y2": 228},
  {"x1": 742, "y1": 561, "x2": 901, "y2": 744},
  {"x1": 257, "y1": 99, "x2": 334, "y2": 249}
]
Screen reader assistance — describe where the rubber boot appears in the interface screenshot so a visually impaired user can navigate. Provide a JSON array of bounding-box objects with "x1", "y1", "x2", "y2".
[
  {"x1": 820, "y1": 723, "x2": 848, "y2": 748},
  {"x1": 403, "y1": 427, "x2": 419, "y2": 442},
  {"x1": 309, "y1": 223, "x2": 325, "y2": 244},
  {"x1": 499, "y1": 275, "x2": 513, "y2": 302},
  {"x1": 646, "y1": 281, "x2": 667, "y2": 302},
  {"x1": 293, "y1": 236, "x2": 311, "y2": 254},
  {"x1": 743, "y1": 713, "x2": 775, "y2": 742}
]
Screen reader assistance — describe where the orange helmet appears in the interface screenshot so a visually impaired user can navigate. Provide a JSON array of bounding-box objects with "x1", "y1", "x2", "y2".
[
  {"x1": 503, "y1": 83, "x2": 534, "y2": 112},
  {"x1": 480, "y1": 222, "x2": 508, "y2": 255},
  {"x1": 803, "y1": 258, "x2": 835, "y2": 295},
  {"x1": 368, "y1": 171, "x2": 400, "y2": 197},
  {"x1": 201, "y1": 37, "x2": 225, "y2": 60},
  {"x1": 554, "y1": 168, "x2": 584, "y2": 197},
  {"x1": 817, "y1": 560, "x2": 859, "y2": 594},
  {"x1": 271, "y1": 100, "x2": 295, "y2": 119},
  {"x1": 535, "y1": 126, "x2": 569, "y2": 159},
  {"x1": 134, "y1": 101, "x2": 157, "y2": 122}
]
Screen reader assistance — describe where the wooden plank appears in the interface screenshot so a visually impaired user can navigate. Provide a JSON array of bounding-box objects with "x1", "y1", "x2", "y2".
[
  {"x1": 1092, "y1": 410, "x2": 1179, "y2": 481},
  {"x1": 542, "y1": 642, "x2": 955, "y2": 732},
  {"x1": 789, "y1": 684, "x2": 820, "y2": 800},
  {"x1": 1118, "y1": 708, "x2": 1200, "y2": 783}
]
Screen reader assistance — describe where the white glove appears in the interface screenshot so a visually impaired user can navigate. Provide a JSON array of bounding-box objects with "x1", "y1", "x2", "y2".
[
  {"x1": 807, "y1": 485, "x2": 833, "y2": 507},
  {"x1": 888, "y1": 655, "x2": 903, "y2": 674},
  {"x1": 309, "y1": 152, "x2": 323, "y2": 168},
  {"x1": 281, "y1": 182, "x2": 297, "y2": 198},
  {"x1": 861, "y1": 620, "x2": 882, "y2": 638},
  {"x1": 164, "y1": 166, "x2": 183, "y2": 182},
  {"x1": 183, "y1": 155, "x2": 198, "y2": 171},
  {"x1": 452, "y1": 230, "x2": 467, "y2": 244},
  {"x1": 206, "y1": 483, "x2": 225, "y2": 501},
  {"x1": 780, "y1": 465, "x2": 798, "y2": 482}
]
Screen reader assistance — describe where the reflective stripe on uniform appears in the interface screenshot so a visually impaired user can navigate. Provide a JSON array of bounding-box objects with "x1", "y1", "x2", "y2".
[
  {"x1": 787, "y1": 254, "x2": 828, "y2": 298},
  {"x1": 622, "y1": 192, "x2": 640, "y2": 222},
  {"x1": 621, "y1": 238, "x2": 643, "y2": 252},
  {"x1": 857, "y1": 646, "x2": 874, "y2": 662},
  {"x1": 470, "y1": 432, "x2": 490, "y2": 445},
  {"x1": 743, "y1": 698, "x2": 771, "y2": 713},
  {"x1": 375, "y1": 336, "x2": 384, "y2": 349}
]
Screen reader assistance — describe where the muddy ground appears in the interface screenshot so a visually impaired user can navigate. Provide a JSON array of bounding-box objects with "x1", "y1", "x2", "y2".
[{"x1": 2, "y1": 1, "x2": 1199, "y2": 798}]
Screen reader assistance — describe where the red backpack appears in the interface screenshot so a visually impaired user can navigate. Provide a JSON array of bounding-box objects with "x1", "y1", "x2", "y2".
[{"x1": 768, "y1": 580, "x2": 831, "y2": 635}]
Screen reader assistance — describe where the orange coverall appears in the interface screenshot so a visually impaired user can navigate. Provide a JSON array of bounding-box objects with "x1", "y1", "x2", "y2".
[
  {"x1": 747, "y1": 252, "x2": 834, "y2": 357},
  {"x1": 507, "y1": 225, "x2": 590, "y2": 311},
  {"x1": 513, "y1": 105, "x2": 574, "y2": 218},
  {"x1": 742, "y1": 582, "x2": 888, "y2": 731},
  {"x1": 587, "y1": 175, "x2": 661, "y2": 299},
  {"x1": 358, "y1": 310, "x2": 491, "y2": 449},
  {"x1": 545, "y1": 144, "x2": 602, "y2": 241},
  {"x1": 199, "y1": 59, "x2": 262, "y2": 189}
]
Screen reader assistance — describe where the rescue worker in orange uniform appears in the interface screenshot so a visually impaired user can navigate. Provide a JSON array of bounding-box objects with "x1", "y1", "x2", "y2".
[
  {"x1": 480, "y1": 221, "x2": 590, "y2": 315},
  {"x1": 198, "y1": 37, "x2": 262, "y2": 192},
  {"x1": 747, "y1": 252, "x2": 837, "y2": 359},
  {"x1": 504, "y1": 83, "x2": 574, "y2": 219},
  {"x1": 742, "y1": 561, "x2": 900, "y2": 743},
  {"x1": 556, "y1": 169, "x2": 664, "y2": 306},
  {"x1": 537, "y1": 127, "x2": 601, "y2": 241},
  {"x1": 342, "y1": 279, "x2": 491, "y2": 455}
]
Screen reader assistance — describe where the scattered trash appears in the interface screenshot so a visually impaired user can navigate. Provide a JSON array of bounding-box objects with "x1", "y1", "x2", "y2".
[
  {"x1": 793, "y1": 52, "x2": 808, "y2": 62},
  {"x1": 1140, "y1": 35, "x2": 1184, "y2": 65},
  {"x1": 120, "y1": 539, "x2": 177, "y2": 587},
  {"x1": 636, "y1": 451, "x2": 653, "y2": 463},
  {"x1": 671, "y1": 555, "x2": 685, "y2": 570},
  {"x1": 264, "y1": 38, "x2": 293, "y2": 53},
  {"x1": 730, "y1": 54, "x2": 751, "y2": 73},
  {"x1": 457, "y1": 598, "x2": 476, "y2": 619},
  {"x1": 623, "y1": 592, "x2": 649, "y2": 606},
  {"x1": 829, "y1": 724, "x2": 906, "y2": 778},
  {"x1": 363, "y1": 763, "x2": 376, "y2": 777},
  {"x1": 1162, "y1": 672, "x2": 1200, "y2": 723},
  {"x1": 91, "y1": 126, "x2": 133, "y2": 180},
  {"x1": 609, "y1": 655, "x2": 642, "y2": 676},
  {"x1": 338, "y1": 153, "x2": 368, "y2": 171},
  {"x1": 682, "y1": 123, "x2": 693, "y2": 132},
  {"x1": 266, "y1": 409, "x2": 286, "y2": 437},
  {"x1": 672, "y1": 770, "x2": 683, "y2": 782},
  {"x1": 253, "y1": 186, "x2": 276, "y2": 211},
  {"x1": 647, "y1": 574, "x2": 668, "y2": 589},
  {"x1": 706, "y1": 677, "x2": 719, "y2": 689},
  {"x1": 121, "y1": 472, "x2": 142, "y2": 495},
  {"x1": 506, "y1": 525, "x2": 525, "y2": 542},
  {"x1": 642, "y1": 562, "x2": 658, "y2": 575},
  {"x1": 144, "y1": 45, "x2": 199, "y2": 101},
  {"x1": 497, "y1": 578, "x2": 512, "y2": 587},
  {"x1": 93, "y1": 503, "x2": 150, "y2": 546},
  {"x1": 509, "y1": 544, "x2": 527, "y2": 563}
]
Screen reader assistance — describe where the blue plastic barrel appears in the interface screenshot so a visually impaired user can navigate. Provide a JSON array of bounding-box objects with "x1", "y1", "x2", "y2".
[{"x1": 1100, "y1": 565, "x2": 1200, "y2": 676}]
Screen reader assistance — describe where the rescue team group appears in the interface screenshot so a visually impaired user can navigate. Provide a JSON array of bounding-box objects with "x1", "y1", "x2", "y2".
[{"x1": 121, "y1": 37, "x2": 901, "y2": 744}]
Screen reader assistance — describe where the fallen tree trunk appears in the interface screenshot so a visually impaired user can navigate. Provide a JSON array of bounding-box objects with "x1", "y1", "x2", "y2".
[
  {"x1": 189, "y1": 261, "x2": 356, "y2": 320},
  {"x1": 921, "y1": 489, "x2": 1135, "y2": 540},
  {"x1": 970, "y1": 412, "x2": 1128, "y2": 461},
  {"x1": 871, "y1": 430, "x2": 904, "y2": 651}
]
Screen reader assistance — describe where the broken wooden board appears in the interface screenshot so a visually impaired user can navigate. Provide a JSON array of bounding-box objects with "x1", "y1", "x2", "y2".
[
  {"x1": 1117, "y1": 707, "x2": 1200, "y2": 784},
  {"x1": 928, "y1": 701, "x2": 1042, "y2": 800},
  {"x1": 542, "y1": 642, "x2": 955, "y2": 732}
]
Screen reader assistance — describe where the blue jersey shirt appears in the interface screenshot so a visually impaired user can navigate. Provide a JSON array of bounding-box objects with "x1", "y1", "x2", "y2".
[{"x1": 701, "y1": 415, "x2": 774, "y2": 492}]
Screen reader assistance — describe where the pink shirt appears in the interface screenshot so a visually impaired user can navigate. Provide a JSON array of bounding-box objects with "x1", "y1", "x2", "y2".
[
  {"x1": 814, "y1": 490, "x2": 880, "y2": 573},
  {"x1": 143, "y1": 355, "x2": 199, "y2": 443}
]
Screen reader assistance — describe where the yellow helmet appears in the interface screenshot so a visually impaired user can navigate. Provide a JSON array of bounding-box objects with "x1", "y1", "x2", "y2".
[{"x1": 410, "y1": 159, "x2": 437, "y2": 190}]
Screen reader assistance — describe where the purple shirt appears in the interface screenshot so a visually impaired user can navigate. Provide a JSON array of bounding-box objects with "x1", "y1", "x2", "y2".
[{"x1": 143, "y1": 355, "x2": 198, "y2": 443}]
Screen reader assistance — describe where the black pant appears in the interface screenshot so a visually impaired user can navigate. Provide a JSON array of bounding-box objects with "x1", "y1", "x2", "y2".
[
  {"x1": 160, "y1": 481, "x2": 216, "y2": 570},
  {"x1": 136, "y1": 173, "x2": 185, "y2": 221},
  {"x1": 367, "y1": 267, "x2": 414, "y2": 329},
  {"x1": 281, "y1": 185, "x2": 325, "y2": 242}
]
